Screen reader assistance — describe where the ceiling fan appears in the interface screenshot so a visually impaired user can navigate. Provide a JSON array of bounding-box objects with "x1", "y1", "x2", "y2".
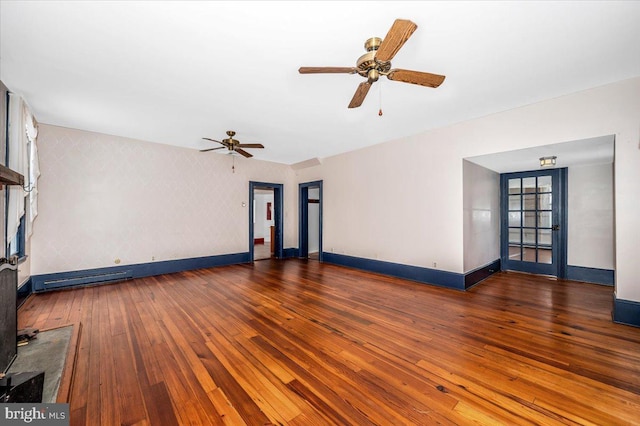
[
  {"x1": 200, "y1": 130, "x2": 264, "y2": 158},
  {"x1": 299, "y1": 19, "x2": 445, "y2": 108}
]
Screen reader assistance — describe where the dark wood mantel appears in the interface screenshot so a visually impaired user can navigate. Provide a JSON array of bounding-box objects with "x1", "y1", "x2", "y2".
[{"x1": 0, "y1": 164, "x2": 24, "y2": 187}]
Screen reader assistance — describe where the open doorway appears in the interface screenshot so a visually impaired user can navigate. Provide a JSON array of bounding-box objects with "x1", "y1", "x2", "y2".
[
  {"x1": 299, "y1": 180, "x2": 323, "y2": 261},
  {"x1": 253, "y1": 188, "x2": 274, "y2": 260},
  {"x1": 249, "y1": 182, "x2": 283, "y2": 261}
]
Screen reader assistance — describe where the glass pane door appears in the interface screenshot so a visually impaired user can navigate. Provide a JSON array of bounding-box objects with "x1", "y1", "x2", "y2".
[{"x1": 501, "y1": 169, "x2": 564, "y2": 276}]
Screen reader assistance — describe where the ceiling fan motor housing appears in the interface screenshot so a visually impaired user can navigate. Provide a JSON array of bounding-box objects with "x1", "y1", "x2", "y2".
[
  {"x1": 364, "y1": 37, "x2": 382, "y2": 52},
  {"x1": 223, "y1": 130, "x2": 237, "y2": 149},
  {"x1": 357, "y1": 37, "x2": 391, "y2": 82}
]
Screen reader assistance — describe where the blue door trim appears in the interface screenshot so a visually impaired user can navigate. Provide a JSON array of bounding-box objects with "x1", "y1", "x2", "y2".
[
  {"x1": 500, "y1": 168, "x2": 567, "y2": 278},
  {"x1": 558, "y1": 167, "x2": 568, "y2": 279},
  {"x1": 249, "y1": 181, "x2": 284, "y2": 261},
  {"x1": 298, "y1": 180, "x2": 323, "y2": 261}
]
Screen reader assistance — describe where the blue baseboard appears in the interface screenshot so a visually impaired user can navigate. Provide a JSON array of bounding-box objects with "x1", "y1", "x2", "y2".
[
  {"x1": 322, "y1": 252, "x2": 465, "y2": 290},
  {"x1": 17, "y1": 278, "x2": 32, "y2": 308},
  {"x1": 613, "y1": 296, "x2": 640, "y2": 328},
  {"x1": 31, "y1": 252, "x2": 250, "y2": 292},
  {"x1": 283, "y1": 248, "x2": 299, "y2": 259},
  {"x1": 567, "y1": 265, "x2": 614, "y2": 286},
  {"x1": 464, "y1": 259, "x2": 501, "y2": 289}
]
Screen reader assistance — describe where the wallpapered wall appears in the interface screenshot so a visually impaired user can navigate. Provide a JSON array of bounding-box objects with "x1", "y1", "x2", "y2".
[{"x1": 31, "y1": 125, "x2": 297, "y2": 275}]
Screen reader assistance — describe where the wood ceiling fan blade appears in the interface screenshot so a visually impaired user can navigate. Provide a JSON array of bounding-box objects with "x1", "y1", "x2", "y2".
[
  {"x1": 235, "y1": 148, "x2": 253, "y2": 158},
  {"x1": 387, "y1": 69, "x2": 446, "y2": 88},
  {"x1": 348, "y1": 81, "x2": 371, "y2": 108},
  {"x1": 236, "y1": 143, "x2": 264, "y2": 149},
  {"x1": 375, "y1": 19, "x2": 418, "y2": 62},
  {"x1": 299, "y1": 67, "x2": 357, "y2": 74},
  {"x1": 199, "y1": 146, "x2": 226, "y2": 152}
]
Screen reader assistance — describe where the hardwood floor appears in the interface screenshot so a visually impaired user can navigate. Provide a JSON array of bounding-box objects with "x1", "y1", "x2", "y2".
[{"x1": 18, "y1": 260, "x2": 640, "y2": 425}]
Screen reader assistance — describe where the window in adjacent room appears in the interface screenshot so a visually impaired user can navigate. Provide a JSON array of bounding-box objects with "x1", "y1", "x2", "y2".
[{"x1": 5, "y1": 93, "x2": 39, "y2": 261}]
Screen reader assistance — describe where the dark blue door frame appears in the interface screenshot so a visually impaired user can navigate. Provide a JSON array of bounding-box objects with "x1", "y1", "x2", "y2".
[
  {"x1": 500, "y1": 168, "x2": 567, "y2": 278},
  {"x1": 249, "y1": 181, "x2": 284, "y2": 261},
  {"x1": 298, "y1": 180, "x2": 323, "y2": 261}
]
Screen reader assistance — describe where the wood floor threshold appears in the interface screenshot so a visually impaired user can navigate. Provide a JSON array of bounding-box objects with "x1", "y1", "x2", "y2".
[{"x1": 17, "y1": 260, "x2": 640, "y2": 425}]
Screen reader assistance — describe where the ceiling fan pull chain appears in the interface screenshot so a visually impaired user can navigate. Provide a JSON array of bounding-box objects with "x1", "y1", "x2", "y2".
[
  {"x1": 378, "y1": 81, "x2": 383, "y2": 116},
  {"x1": 232, "y1": 155, "x2": 235, "y2": 173}
]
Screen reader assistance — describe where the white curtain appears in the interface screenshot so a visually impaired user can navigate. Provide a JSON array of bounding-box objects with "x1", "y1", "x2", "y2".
[
  {"x1": 6, "y1": 93, "x2": 27, "y2": 249},
  {"x1": 25, "y1": 105, "x2": 40, "y2": 237},
  {"x1": 6, "y1": 94, "x2": 40, "y2": 254}
]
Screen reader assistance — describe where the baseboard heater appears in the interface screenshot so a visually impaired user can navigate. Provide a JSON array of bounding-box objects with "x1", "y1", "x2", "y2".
[{"x1": 43, "y1": 270, "x2": 133, "y2": 290}]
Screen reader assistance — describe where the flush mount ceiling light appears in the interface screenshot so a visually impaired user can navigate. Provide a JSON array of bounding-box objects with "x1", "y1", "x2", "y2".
[{"x1": 539, "y1": 156, "x2": 557, "y2": 167}]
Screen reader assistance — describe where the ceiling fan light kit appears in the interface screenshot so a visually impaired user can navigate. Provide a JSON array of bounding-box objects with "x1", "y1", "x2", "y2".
[{"x1": 299, "y1": 19, "x2": 446, "y2": 109}]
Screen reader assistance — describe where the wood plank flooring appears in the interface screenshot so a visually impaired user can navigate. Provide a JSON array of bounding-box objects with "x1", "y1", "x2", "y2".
[{"x1": 18, "y1": 260, "x2": 640, "y2": 425}]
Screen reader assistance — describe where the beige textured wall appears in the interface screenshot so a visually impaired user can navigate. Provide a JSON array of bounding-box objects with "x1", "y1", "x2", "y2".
[
  {"x1": 568, "y1": 163, "x2": 614, "y2": 270},
  {"x1": 296, "y1": 77, "x2": 640, "y2": 300},
  {"x1": 31, "y1": 125, "x2": 296, "y2": 274},
  {"x1": 462, "y1": 160, "x2": 500, "y2": 272}
]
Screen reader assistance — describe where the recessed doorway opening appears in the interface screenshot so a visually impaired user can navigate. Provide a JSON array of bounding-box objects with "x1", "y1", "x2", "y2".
[
  {"x1": 299, "y1": 180, "x2": 323, "y2": 261},
  {"x1": 253, "y1": 188, "x2": 274, "y2": 260},
  {"x1": 249, "y1": 181, "x2": 284, "y2": 262}
]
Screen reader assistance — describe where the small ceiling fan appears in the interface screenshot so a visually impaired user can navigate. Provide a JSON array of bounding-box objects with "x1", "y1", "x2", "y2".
[
  {"x1": 200, "y1": 130, "x2": 264, "y2": 158},
  {"x1": 299, "y1": 19, "x2": 445, "y2": 108}
]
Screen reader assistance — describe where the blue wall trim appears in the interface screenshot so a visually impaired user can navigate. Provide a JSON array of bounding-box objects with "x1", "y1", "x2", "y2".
[
  {"x1": 16, "y1": 278, "x2": 32, "y2": 308},
  {"x1": 322, "y1": 253, "x2": 465, "y2": 290},
  {"x1": 464, "y1": 259, "x2": 500, "y2": 289},
  {"x1": 31, "y1": 252, "x2": 250, "y2": 292},
  {"x1": 613, "y1": 296, "x2": 640, "y2": 328},
  {"x1": 566, "y1": 265, "x2": 614, "y2": 286},
  {"x1": 283, "y1": 248, "x2": 299, "y2": 259}
]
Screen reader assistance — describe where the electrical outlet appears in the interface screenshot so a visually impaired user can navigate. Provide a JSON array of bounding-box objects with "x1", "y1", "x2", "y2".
[
  {"x1": 114, "y1": 258, "x2": 121, "y2": 264},
  {"x1": 432, "y1": 262, "x2": 437, "y2": 268}
]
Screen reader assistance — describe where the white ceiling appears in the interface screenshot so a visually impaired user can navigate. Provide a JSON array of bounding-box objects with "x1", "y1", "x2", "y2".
[{"x1": 1, "y1": 1, "x2": 639, "y2": 165}]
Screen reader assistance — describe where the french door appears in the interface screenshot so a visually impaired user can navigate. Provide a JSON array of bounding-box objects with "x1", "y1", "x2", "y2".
[{"x1": 500, "y1": 169, "x2": 567, "y2": 277}]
